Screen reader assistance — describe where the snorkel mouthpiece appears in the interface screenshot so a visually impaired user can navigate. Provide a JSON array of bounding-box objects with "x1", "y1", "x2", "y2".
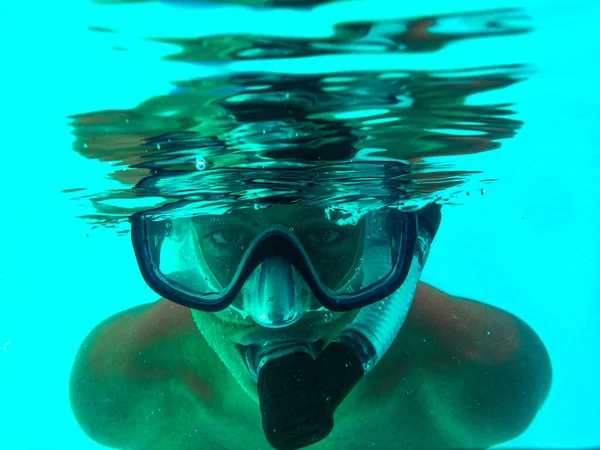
[{"x1": 257, "y1": 343, "x2": 364, "y2": 450}]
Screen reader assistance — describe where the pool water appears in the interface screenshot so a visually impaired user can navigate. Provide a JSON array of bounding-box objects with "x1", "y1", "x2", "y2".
[{"x1": 1, "y1": 0, "x2": 599, "y2": 448}]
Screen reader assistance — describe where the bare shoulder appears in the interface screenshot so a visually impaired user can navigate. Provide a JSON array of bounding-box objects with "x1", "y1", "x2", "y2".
[
  {"x1": 69, "y1": 299, "x2": 215, "y2": 449},
  {"x1": 385, "y1": 282, "x2": 552, "y2": 448}
]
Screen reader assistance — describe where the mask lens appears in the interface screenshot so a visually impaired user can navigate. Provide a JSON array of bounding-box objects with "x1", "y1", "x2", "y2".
[
  {"x1": 317, "y1": 210, "x2": 398, "y2": 302},
  {"x1": 143, "y1": 215, "x2": 228, "y2": 304},
  {"x1": 137, "y1": 204, "x2": 406, "y2": 310}
]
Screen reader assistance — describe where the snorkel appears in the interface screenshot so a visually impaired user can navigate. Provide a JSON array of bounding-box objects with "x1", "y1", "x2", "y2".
[{"x1": 255, "y1": 204, "x2": 440, "y2": 450}]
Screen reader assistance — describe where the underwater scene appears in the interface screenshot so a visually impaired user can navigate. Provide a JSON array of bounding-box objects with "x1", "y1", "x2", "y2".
[{"x1": 1, "y1": 0, "x2": 599, "y2": 449}]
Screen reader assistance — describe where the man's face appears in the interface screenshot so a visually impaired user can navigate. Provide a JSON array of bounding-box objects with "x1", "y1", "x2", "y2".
[{"x1": 184, "y1": 205, "x2": 366, "y2": 400}]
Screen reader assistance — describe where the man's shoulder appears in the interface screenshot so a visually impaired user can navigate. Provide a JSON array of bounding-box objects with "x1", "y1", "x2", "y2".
[{"x1": 70, "y1": 300, "x2": 218, "y2": 449}]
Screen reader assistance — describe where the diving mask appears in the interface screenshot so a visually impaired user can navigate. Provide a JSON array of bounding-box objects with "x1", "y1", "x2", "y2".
[{"x1": 131, "y1": 202, "x2": 440, "y2": 326}]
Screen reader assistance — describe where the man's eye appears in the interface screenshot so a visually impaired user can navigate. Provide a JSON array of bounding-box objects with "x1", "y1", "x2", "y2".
[{"x1": 306, "y1": 229, "x2": 342, "y2": 245}]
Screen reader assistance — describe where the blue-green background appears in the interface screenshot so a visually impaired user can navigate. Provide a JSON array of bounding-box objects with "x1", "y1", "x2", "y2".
[{"x1": 1, "y1": 0, "x2": 599, "y2": 448}]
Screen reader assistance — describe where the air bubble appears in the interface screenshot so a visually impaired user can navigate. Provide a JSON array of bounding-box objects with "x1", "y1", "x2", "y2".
[
  {"x1": 325, "y1": 206, "x2": 362, "y2": 226},
  {"x1": 196, "y1": 157, "x2": 207, "y2": 171}
]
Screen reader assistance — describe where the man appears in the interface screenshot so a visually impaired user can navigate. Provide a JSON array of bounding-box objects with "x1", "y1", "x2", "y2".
[{"x1": 70, "y1": 203, "x2": 551, "y2": 450}]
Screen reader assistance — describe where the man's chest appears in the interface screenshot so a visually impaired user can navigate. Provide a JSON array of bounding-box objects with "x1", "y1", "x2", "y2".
[{"x1": 197, "y1": 377, "x2": 445, "y2": 450}]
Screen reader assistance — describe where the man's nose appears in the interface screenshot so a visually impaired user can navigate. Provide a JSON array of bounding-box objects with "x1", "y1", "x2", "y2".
[{"x1": 248, "y1": 257, "x2": 310, "y2": 328}]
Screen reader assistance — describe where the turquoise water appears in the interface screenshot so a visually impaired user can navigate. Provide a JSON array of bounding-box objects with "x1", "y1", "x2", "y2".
[{"x1": 1, "y1": 0, "x2": 599, "y2": 448}]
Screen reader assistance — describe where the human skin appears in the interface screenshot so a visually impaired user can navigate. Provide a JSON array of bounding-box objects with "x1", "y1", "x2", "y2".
[{"x1": 69, "y1": 282, "x2": 552, "y2": 450}]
